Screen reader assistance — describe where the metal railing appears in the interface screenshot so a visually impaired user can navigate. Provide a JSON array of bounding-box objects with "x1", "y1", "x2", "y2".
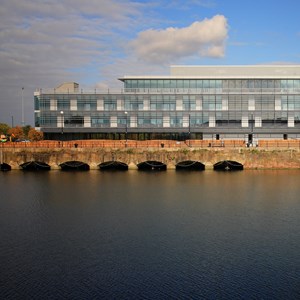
[
  {"x1": 2, "y1": 139, "x2": 300, "y2": 149},
  {"x1": 36, "y1": 87, "x2": 300, "y2": 95}
]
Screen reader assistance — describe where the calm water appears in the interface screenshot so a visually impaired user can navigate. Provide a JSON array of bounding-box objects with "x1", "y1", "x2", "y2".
[{"x1": 0, "y1": 170, "x2": 300, "y2": 299}]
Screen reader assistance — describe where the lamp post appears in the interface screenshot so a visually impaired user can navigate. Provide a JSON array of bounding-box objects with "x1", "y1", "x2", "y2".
[
  {"x1": 125, "y1": 111, "x2": 128, "y2": 147},
  {"x1": 21, "y1": 87, "x2": 24, "y2": 126},
  {"x1": 188, "y1": 113, "x2": 191, "y2": 147},
  {"x1": 250, "y1": 113, "x2": 254, "y2": 146},
  {"x1": 60, "y1": 111, "x2": 64, "y2": 143}
]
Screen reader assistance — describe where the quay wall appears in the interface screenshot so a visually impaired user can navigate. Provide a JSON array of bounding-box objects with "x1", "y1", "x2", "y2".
[{"x1": 1, "y1": 147, "x2": 300, "y2": 170}]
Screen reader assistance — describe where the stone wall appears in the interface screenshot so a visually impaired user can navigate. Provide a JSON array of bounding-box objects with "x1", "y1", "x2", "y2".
[{"x1": 1, "y1": 147, "x2": 300, "y2": 170}]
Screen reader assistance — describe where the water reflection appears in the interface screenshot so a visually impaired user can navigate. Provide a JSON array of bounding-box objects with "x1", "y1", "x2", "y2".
[{"x1": 0, "y1": 170, "x2": 300, "y2": 299}]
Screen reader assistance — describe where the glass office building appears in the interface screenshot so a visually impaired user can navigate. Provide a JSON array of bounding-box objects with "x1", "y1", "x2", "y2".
[{"x1": 34, "y1": 65, "x2": 300, "y2": 141}]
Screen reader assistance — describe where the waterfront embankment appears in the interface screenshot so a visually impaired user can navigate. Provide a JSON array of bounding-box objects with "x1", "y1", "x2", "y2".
[{"x1": 1, "y1": 146, "x2": 300, "y2": 169}]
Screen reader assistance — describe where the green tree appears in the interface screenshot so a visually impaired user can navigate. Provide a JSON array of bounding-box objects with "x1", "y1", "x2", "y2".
[
  {"x1": 22, "y1": 125, "x2": 31, "y2": 138},
  {"x1": 0, "y1": 123, "x2": 10, "y2": 135}
]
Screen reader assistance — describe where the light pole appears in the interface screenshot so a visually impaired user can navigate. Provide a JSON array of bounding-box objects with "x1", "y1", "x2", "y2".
[
  {"x1": 21, "y1": 87, "x2": 24, "y2": 126},
  {"x1": 188, "y1": 113, "x2": 191, "y2": 147},
  {"x1": 250, "y1": 113, "x2": 254, "y2": 146},
  {"x1": 60, "y1": 111, "x2": 64, "y2": 143},
  {"x1": 125, "y1": 111, "x2": 128, "y2": 147}
]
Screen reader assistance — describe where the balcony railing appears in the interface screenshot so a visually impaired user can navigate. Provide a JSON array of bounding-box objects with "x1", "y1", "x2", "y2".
[{"x1": 36, "y1": 87, "x2": 300, "y2": 95}]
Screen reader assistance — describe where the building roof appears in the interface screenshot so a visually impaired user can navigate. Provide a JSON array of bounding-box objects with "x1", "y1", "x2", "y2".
[
  {"x1": 119, "y1": 65, "x2": 300, "y2": 80},
  {"x1": 55, "y1": 82, "x2": 79, "y2": 92}
]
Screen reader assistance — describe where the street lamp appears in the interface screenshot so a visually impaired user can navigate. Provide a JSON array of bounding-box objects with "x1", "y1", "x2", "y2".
[
  {"x1": 188, "y1": 113, "x2": 191, "y2": 147},
  {"x1": 125, "y1": 111, "x2": 128, "y2": 147},
  {"x1": 21, "y1": 87, "x2": 24, "y2": 126},
  {"x1": 60, "y1": 111, "x2": 64, "y2": 141},
  {"x1": 250, "y1": 113, "x2": 254, "y2": 146}
]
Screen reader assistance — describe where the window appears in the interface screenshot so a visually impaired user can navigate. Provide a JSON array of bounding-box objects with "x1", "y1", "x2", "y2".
[
  {"x1": 91, "y1": 116, "x2": 110, "y2": 126},
  {"x1": 190, "y1": 114, "x2": 204, "y2": 126},
  {"x1": 189, "y1": 80, "x2": 196, "y2": 88},
  {"x1": 150, "y1": 80, "x2": 157, "y2": 88},
  {"x1": 183, "y1": 95, "x2": 196, "y2": 110},
  {"x1": 176, "y1": 80, "x2": 183, "y2": 88},
  {"x1": 295, "y1": 96, "x2": 300, "y2": 109},
  {"x1": 170, "y1": 116, "x2": 182, "y2": 127},
  {"x1": 124, "y1": 95, "x2": 144, "y2": 110},
  {"x1": 57, "y1": 98, "x2": 70, "y2": 111},
  {"x1": 203, "y1": 95, "x2": 217, "y2": 110},
  {"x1": 34, "y1": 96, "x2": 40, "y2": 110},
  {"x1": 103, "y1": 96, "x2": 117, "y2": 110},
  {"x1": 216, "y1": 95, "x2": 222, "y2": 110},
  {"x1": 117, "y1": 116, "x2": 127, "y2": 126},
  {"x1": 40, "y1": 114, "x2": 56, "y2": 126},
  {"x1": 137, "y1": 115, "x2": 163, "y2": 127},
  {"x1": 34, "y1": 112, "x2": 40, "y2": 127},
  {"x1": 288, "y1": 96, "x2": 294, "y2": 110},
  {"x1": 281, "y1": 96, "x2": 288, "y2": 110}
]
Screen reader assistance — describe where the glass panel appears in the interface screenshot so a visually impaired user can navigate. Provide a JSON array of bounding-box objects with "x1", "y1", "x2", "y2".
[
  {"x1": 281, "y1": 96, "x2": 288, "y2": 110},
  {"x1": 183, "y1": 80, "x2": 189, "y2": 88},
  {"x1": 150, "y1": 80, "x2": 157, "y2": 88},
  {"x1": 209, "y1": 80, "x2": 216, "y2": 89},
  {"x1": 288, "y1": 95, "x2": 294, "y2": 110},
  {"x1": 287, "y1": 80, "x2": 294, "y2": 89},
  {"x1": 294, "y1": 80, "x2": 300, "y2": 88},
  {"x1": 196, "y1": 80, "x2": 203, "y2": 89},
  {"x1": 144, "y1": 80, "x2": 150, "y2": 88},
  {"x1": 189, "y1": 80, "x2": 196, "y2": 88},
  {"x1": 176, "y1": 80, "x2": 183, "y2": 88},
  {"x1": 34, "y1": 96, "x2": 40, "y2": 110},
  {"x1": 203, "y1": 80, "x2": 209, "y2": 88},
  {"x1": 131, "y1": 80, "x2": 137, "y2": 88},
  {"x1": 216, "y1": 80, "x2": 222, "y2": 89},
  {"x1": 157, "y1": 80, "x2": 163, "y2": 88},
  {"x1": 295, "y1": 95, "x2": 300, "y2": 109},
  {"x1": 169, "y1": 80, "x2": 176, "y2": 88}
]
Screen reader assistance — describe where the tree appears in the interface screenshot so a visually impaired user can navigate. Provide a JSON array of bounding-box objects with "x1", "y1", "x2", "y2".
[
  {"x1": 8, "y1": 126, "x2": 24, "y2": 140},
  {"x1": 22, "y1": 125, "x2": 31, "y2": 138},
  {"x1": 28, "y1": 128, "x2": 44, "y2": 141},
  {"x1": 0, "y1": 123, "x2": 10, "y2": 135}
]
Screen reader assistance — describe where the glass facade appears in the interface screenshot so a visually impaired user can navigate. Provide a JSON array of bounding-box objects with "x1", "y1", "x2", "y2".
[{"x1": 34, "y1": 73, "x2": 300, "y2": 140}]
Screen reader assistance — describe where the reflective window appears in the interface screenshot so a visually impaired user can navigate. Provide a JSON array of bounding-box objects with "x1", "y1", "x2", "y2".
[
  {"x1": 183, "y1": 95, "x2": 196, "y2": 110},
  {"x1": 34, "y1": 96, "x2": 40, "y2": 110},
  {"x1": 91, "y1": 116, "x2": 110, "y2": 125},
  {"x1": 104, "y1": 95, "x2": 117, "y2": 110}
]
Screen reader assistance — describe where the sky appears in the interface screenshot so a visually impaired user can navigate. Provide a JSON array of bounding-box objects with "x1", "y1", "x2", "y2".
[{"x1": 1, "y1": 0, "x2": 300, "y2": 126}]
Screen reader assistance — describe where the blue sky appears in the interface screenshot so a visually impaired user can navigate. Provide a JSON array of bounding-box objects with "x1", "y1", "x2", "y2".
[{"x1": 1, "y1": 0, "x2": 300, "y2": 125}]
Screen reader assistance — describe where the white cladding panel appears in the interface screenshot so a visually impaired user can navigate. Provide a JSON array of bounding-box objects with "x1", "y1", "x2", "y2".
[{"x1": 170, "y1": 65, "x2": 300, "y2": 78}]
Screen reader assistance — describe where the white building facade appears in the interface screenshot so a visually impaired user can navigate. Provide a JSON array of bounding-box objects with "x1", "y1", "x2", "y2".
[{"x1": 34, "y1": 65, "x2": 300, "y2": 141}]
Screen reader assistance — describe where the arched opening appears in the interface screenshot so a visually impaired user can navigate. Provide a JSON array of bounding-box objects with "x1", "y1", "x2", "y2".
[
  {"x1": 137, "y1": 161, "x2": 167, "y2": 171},
  {"x1": 214, "y1": 160, "x2": 243, "y2": 171},
  {"x1": 20, "y1": 161, "x2": 51, "y2": 171},
  {"x1": 59, "y1": 161, "x2": 90, "y2": 171},
  {"x1": 0, "y1": 163, "x2": 11, "y2": 171},
  {"x1": 176, "y1": 160, "x2": 205, "y2": 171},
  {"x1": 99, "y1": 161, "x2": 128, "y2": 171}
]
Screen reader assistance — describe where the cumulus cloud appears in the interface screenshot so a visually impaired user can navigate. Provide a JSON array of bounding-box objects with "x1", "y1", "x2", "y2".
[
  {"x1": 130, "y1": 15, "x2": 228, "y2": 64},
  {"x1": 0, "y1": 0, "x2": 144, "y2": 125}
]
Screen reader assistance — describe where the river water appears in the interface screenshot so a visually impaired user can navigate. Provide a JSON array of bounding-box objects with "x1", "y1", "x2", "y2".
[{"x1": 0, "y1": 170, "x2": 300, "y2": 299}]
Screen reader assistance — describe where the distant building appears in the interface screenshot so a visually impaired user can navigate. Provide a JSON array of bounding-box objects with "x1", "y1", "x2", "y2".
[{"x1": 34, "y1": 65, "x2": 300, "y2": 141}]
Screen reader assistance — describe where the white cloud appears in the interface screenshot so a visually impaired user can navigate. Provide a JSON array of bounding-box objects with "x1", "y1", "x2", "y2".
[
  {"x1": 0, "y1": 0, "x2": 145, "y2": 125},
  {"x1": 0, "y1": 1, "x2": 228, "y2": 126},
  {"x1": 130, "y1": 15, "x2": 228, "y2": 64}
]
